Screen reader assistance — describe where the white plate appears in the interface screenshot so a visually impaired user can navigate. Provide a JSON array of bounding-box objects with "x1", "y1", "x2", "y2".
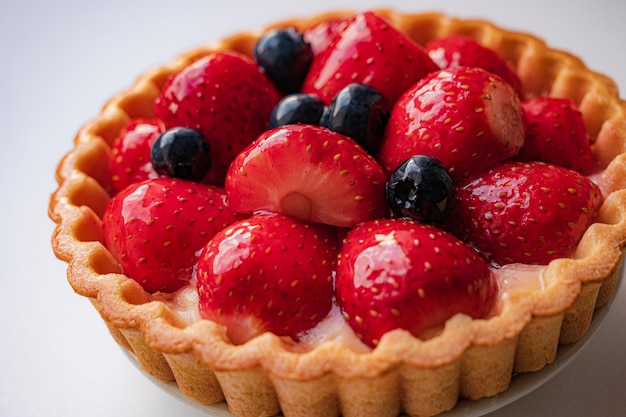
[{"x1": 122, "y1": 271, "x2": 621, "y2": 417}]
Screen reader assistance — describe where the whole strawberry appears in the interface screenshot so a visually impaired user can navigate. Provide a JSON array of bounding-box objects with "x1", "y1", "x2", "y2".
[
  {"x1": 302, "y1": 17, "x2": 349, "y2": 55},
  {"x1": 447, "y1": 161, "x2": 603, "y2": 266},
  {"x1": 154, "y1": 51, "x2": 282, "y2": 185},
  {"x1": 225, "y1": 124, "x2": 388, "y2": 228},
  {"x1": 516, "y1": 97, "x2": 600, "y2": 175},
  {"x1": 301, "y1": 11, "x2": 439, "y2": 105},
  {"x1": 103, "y1": 177, "x2": 245, "y2": 293},
  {"x1": 109, "y1": 119, "x2": 162, "y2": 195},
  {"x1": 335, "y1": 218, "x2": 497, "y2": 347},
  {"x1": 425, "y1": 35, "x2": 522, "y2": 95},
  {"x1": 378, "y1": 66, "x2": 526, "y2": 181},
  {"x1": 196, "y1": 212, "x2": 338, "y2": 344}
]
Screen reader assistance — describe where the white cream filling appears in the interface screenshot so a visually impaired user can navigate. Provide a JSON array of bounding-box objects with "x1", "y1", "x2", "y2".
[{"x1": 160, "y1": 263, "x2": 546, "y2": 352}]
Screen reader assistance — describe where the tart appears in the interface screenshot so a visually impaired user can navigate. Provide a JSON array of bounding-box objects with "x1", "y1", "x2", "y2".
[{"x1": 49, "y1": 9, "x2": 626, "y2": 417}]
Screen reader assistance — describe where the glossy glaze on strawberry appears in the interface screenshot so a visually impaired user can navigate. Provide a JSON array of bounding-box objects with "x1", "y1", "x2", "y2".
[
  {"x1": 225, "y1": 124, "x2": 387, "y2": 227},
  {"x1": 301, "y1": 11, "x2": 439, "y2": 105},
  {"x1": 425, "y1": 35, "x2": 522, "y2": 95},
  {"x1": 155, "y1": 51, "x2": 282, "y2": 185},
  {"x1": 302, "y1": 17, "x2": 349, "y2": 56},
  {"x1": 196, "y1": 212, "x2": 338, "y2": 344},
  {"x1": 448, "y1": 161, "x2": 603, "y2": 265},
  {"x1": 335, "y1": 219, "x2": 497, "y2": 347},
  {"x1": 517, "y1": 97, "x2": 600, "y2": 175},
  {"x1": 379, "y1": 66, "x2": 526, "y2": 181},
  {"x1": 109, "y1": 119, "x2": 162, "y2": 195},
  {"x1": 103, "y1": 178, "x2": 246, "y2": 292}
]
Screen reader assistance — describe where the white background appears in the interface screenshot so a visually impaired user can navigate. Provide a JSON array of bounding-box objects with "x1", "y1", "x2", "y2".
[{"x1": 1, "y1": 0, "x2": 625, "y2": 416}]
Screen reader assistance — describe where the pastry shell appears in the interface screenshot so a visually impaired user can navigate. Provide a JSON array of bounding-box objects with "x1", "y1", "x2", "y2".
[{"x1": 49, "y1": 9, "x2": 626, "y2": 417}]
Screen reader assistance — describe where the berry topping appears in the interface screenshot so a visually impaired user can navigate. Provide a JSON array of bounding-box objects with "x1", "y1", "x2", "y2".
[
  {"x1": 425, "y1": 35, "x2": 522, "y2": 95},
  {"x1": 103, "y1": 178, "x2": 245, "y2": 293},
  {"x1": 447, "y1": 161, "x2": 603, "y2": 266},
  {"x1": 386, "y1": 155, "x2": 456, "y2": 224},
  {"x1": 335, "y1": 219, "x2": 497, "y2": 347},
  {"x1": 97, "y1": 10, "x2": 609, "y2": 359},
  {"x1": 516, "y1": 97, "x2": 600, "y2": 175},
  {"x1": 154, "y1": 51, "x2": 281, "y2": 185},
  {"x1": 254, "y1": 27, "x2": 314, "y2": 94},
  {"x1": 301, "y1": 11, "x2": 439, "y2": 105},
  {"x1": 268, "y1": 93, "x2": 326, "y2": 128},
  {"x1": 302, "y1": 17, "x2": 350, "y2": 55},
  {"x1": 150, "y1": 127, "x2": 211, "y2": 180},
  {"x1": 109, "y1": 119, "x2": 162, "y2": 195},
  {"x1": 196, "y1": 212, "x2": 338, "y2": 344},
  {"x1": 320, "y1": 83, "x2": 390, "y2": 155},
  {"x1": 379, "y1": 66, "x2": 526, "y2": 181},
  {"x1": 225, "y1": 124, "x2": 388, "y2": 227}
]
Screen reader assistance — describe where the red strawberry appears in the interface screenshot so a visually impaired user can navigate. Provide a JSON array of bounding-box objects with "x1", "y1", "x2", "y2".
[
  {"x1": 225, "y1": 124, "x2": 388, "y2": 228},
  {"x1": 301, "y1": 11, "x2": 439, "y2": 105},
  {"x1": 196, "y1": 212, "x2": 338, "y2": 344},
  {"x1": 154, "y1": 51, "x2": 282, "y2": 186},
  {"x1": 378, "y1": 66, "x2": 526, "y2": 181},
  {"x1": 447, "y1": 161, "x2": 603, "y2": 266},
  {"x1": 516, "y1": 97, "x2": 600, "y2": 175},
  {"x1": 302, "y1": 17, "x2": 349, "y2": 55},
  {"x1": 425, "y1": 35, "x2": 522, "y2": 95},
  {"x1": 103, "y1": 177, "x2": 246, "y2": 293},
  {"x1": 335, "y1": 218, "x2": 497, "y2": 347},
  {"x1": 109, "y1": 119, "x2": 162, "y2": 195}
]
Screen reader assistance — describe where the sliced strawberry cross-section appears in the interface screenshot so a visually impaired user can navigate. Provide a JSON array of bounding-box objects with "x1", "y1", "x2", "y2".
[{"x1": 225, "y1": 124, "x2": 388, "y2": 228}]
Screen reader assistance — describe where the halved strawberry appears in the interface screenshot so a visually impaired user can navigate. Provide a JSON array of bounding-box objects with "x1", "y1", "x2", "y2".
[
  {"x1": 425, "y1": 35, "x2": 522, "y2": 95},
  {"x1": 225, "y1": 124, "x2": 388, "y2": 228},
  {"x1": 335, "y1": 218, "x2": 497, "y2": 347},
  {"x1": 154, "y1": 51, "x2": 282, "y2": 186},
  {"x1": 196, "y1": 212, "x2": 338, "y2": 344},
  {"x1": 447, "y1": 161, "x2": 603, "y2": 266},
  {"x1": 301, "y1": 11, "x2": 438, "y2": 105},
  {"x1": 109, "y1": 119, "x2": 162, "y2": 195},
  {"x1": 378, "y1": 66, "x2": 526, "y2": 181},
  {"x1": 103, "y1": 177, "x2": 246, "y2": 293},
  {"x1": 516, "y1": 97, "x2": 600, "y2": 175}
]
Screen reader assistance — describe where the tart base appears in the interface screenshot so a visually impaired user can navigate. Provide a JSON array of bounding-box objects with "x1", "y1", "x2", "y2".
[{"x1": 120, "y1": 276, "x2": 622, "y2": 417}]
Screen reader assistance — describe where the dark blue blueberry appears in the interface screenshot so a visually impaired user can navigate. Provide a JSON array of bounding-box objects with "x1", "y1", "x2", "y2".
[
  {"x1": 386, "y1": 155, "x2": 456, "y2": 225},
  {"x1": 151, "y1": 127, "x2": 211, "y2": 180},
  {"x1": 320, "y1": 83, "x2": 389, "y2": 155},
  {"x1": 268, "y1": 93, "x2": 326, "y2": 129},
  {"x1": 254, "y1": 27, "x2": 313, "y2": 94}
]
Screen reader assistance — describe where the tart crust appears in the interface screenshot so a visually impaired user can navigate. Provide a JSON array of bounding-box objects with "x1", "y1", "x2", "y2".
[{"x1": 49, "y1": 9, "x2": 626, "y2": 417}]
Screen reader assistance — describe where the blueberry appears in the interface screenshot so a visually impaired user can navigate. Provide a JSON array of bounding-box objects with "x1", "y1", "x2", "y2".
[
  {"x1": 268, "y1": 93, "x2": 326, "y2": 128},
  {"x1": 151, "y1": 127, "x2": 211, "y2": 180},
  {"x1": 386, "y1": 155, "x2": 455, "y2": 224},
  {"x1": 320, "y1": 83, "x2": 389, "y2": 155},
  {"x1": 254, "y1": 27, "x2": 313, "y2": 94}
]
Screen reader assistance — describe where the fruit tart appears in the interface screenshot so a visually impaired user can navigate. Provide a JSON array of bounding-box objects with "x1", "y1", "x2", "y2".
[{"x1": 49, "y1": 8, "x2": 626, "y2": 417}]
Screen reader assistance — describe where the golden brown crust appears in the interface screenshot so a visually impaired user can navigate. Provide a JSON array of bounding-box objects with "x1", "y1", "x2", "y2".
[{"x1": 49, "y1": 9, "x2": 626, "y2": 417}]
